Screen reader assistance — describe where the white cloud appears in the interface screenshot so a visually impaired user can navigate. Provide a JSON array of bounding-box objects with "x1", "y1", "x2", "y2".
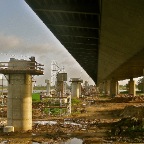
[
  {"x1": 0, "y1": 33, "x2": 95, "y2": 86},
  {"x1": 0, "y1": 34, "x2": 22, "y2": 51}
]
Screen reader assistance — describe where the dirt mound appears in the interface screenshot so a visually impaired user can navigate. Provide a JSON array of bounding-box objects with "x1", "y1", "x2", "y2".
[
  {"x1": 120, "y1": 105, "x2": 144, "y2": 118},
  {"x1": 111, "y1": 95, "x2": 133, "y2": 103},
  {"x1": 111, "y1": 117, "x2": 143, "y2": 136}
]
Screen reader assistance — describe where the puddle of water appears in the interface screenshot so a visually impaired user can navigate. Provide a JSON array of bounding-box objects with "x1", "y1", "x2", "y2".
[
  {"x1": 64, "y1": 119, "x2": 82, "y2": 127},
  {"x1": 32, "y1": 138, "x2": 83, "y2": 144},
  {"x1": 33, "y1": 121, "x2": 57, "y2": 125},
  {"x1": 32, "y1": 142, "x2": 39, "y2": 144},
  {"x1": 33, "y1": 120, "x2": 82, "y2": 127},
  {"x1": 32, "y1": 142, "x2": 41, "y2": 144},
  {"x1": 32, "y1": 133, "x2": 36, "y2": 136},
  {"x1": 64, "y1": 138, "x2": 83, "y2": 144},
  {"x1": 64, "y1": 121, "x2": 81, "y2": 127},
  {"x1": 0, "y1": 141, "x2": 9, "y2": 144}
]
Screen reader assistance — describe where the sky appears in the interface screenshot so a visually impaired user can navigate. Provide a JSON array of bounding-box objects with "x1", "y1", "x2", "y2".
[{"x1": 0, "y1": 0, "x2": 95, "y2": 86}]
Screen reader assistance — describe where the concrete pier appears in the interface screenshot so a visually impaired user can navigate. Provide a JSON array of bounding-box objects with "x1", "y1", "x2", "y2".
[
  {"x1": 117, "y1": 81, "x2": 119, "y2": 95},
  {"x1": 104, "y1": 80, "x2": 110, "y2": 95},
  {"x1": 129, "y1": 78, "x2": 136, "y2": 96},
  {"x1": 70, "y1": 78, "x2": 83, "y2": 98},
  {"x1": 78, "y1": 82, "x2": 82, "y2": 98},
  {"x1": 45, "y1": 79, "x2": 50, "y2": 95},
  {"x1": 110, "y1": 79, "x2": 118, "y2": 97},
  {"x1": 0, "y1": 57, "x2": 43, "y2": 131},
  {"x1": 56, "y1": 73, "x2": 67, "y2": 97},
  {"x1": 7, "y1": 74, "x2": 32, "y2": 131},
  {"x1": 57, "y1": 81, "x2": 65, "y2": 96}
]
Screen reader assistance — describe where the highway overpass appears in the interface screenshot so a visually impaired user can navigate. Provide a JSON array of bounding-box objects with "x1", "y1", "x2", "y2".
[{"x1": 25, "y1": 0, "x2": 144, "y2": 95}]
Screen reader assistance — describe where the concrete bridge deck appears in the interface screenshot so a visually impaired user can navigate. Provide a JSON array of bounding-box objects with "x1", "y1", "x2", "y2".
[{"x1": 25, "y1": 0, "x2": 144, "y2": 84}]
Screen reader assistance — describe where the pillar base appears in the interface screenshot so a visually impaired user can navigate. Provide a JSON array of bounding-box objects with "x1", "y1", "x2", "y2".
[{"x1": 3, "y1": 126, "x2": 14, "y2": 132}]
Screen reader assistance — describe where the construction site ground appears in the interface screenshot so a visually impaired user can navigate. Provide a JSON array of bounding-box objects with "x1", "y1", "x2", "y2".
[{"x1": 0, "y1": 95, "x2": 144, "y2": 144}]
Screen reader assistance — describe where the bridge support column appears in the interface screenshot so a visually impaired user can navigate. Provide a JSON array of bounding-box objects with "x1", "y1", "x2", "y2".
[
  {"x1": 143, "y1": 69, "x2": 144, "y2": 93},
  {"x1": 7, "y1": 74, "x2": 32, "y2": 131},
  {"x1": 117, "y1": 81, "x2": 119, "y2": 94},
  {"x1": 70, "y1": 78, "x2": 83, "y2": 98},
  {"x1": 129, "y1": 78, "x2": 136, "y2": 96},
  {"x1": 104, "y1": 80, "x2": 110, "y2": 95},
  {"x1": 78, "y1": 82, "x2": 82, "y2": 98},
  {"x1": 0, "y1": 57, "x2": 43, "y2": 132},
  {"x1": 71, "y1": 82, "x2": 79, "y2": 98},
  {"x1": 110, "y1": 79, "x2": 118, "y2": 97},
  {"x1": 98, "y1": 83, "x2": 103, "y2": 93},
  {"x1": 45, "y1": 79, "x2": 50, "y2": 96}
]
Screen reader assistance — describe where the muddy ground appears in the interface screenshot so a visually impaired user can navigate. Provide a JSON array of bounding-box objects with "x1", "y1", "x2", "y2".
[{"x1": 0, "y1": 95, "x2": 144, "y2": 144}]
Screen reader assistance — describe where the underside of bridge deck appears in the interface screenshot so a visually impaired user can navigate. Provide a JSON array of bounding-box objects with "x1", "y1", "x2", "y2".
[
  {"x1": 98, "y1": 0, "x2": 144, "y2": 83},
  {"x1": 25, "y1": 0, "x2": 144, "y2": 84},
  {"x1": 25, "y1": 0, "x2": 101, "y2": 83}
]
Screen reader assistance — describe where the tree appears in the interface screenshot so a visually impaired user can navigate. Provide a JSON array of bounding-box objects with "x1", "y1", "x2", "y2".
[
  {"x1": 125, "y1": 83, "x2": 129, "y2": 90},
  {"x1": 137, "y1": 77, "x2": 144, "y2": 92}
]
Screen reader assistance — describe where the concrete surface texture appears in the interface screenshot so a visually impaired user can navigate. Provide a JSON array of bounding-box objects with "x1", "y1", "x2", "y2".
[
  {"x1": 7, "y1": 74, "x2": 32, "y2": 131},
  {"x1": 98, "y1": 0, "x2": 144, "y2": 83}
]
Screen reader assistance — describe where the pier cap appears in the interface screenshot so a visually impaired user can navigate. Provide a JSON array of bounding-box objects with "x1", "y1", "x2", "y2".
[{"x1": 70, "y1": 78, "x2": 83, "y2": 83}]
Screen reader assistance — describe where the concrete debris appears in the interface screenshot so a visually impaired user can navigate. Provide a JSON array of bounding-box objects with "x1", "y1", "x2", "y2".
[
  {"x1": 111, "y1": 94, "x2": 133, "y2": 102},
  {"x1": 111, "y1": 94, "x2": 144, "y2": 103},
  {"x1": 132, "y1": 95, "x2": 144, "y2": 102}
]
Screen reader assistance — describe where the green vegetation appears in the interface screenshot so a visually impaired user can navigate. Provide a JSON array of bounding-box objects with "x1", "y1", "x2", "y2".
[
  {"x1": 32, "y1": 93, "x2": 40, "y2": 102},
  {"x1": 137, "y1": 77, "x2": 144, "y2": 92},
  {"x1": 71, "y1": 97, "x2": 81, "y2": 105},
  {"x1": 44, "y1": 108, "x2": 66, "y2": 115},
  {"x1": 119, "y1": 85, "x2": 127, "y2": 90},
  {"x1": 49, "y1": 108, "x2": 61, "y2": 115}
]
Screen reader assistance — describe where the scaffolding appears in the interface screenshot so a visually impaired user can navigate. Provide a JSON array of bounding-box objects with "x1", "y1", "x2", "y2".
[
  {"x1": 51, "y1": 60, "x2": 59, "y2": 86},
  {"x1": 41, "y1": 71, "x2": 71, "y2": 116},
  {"x1": 0, "y1": 61, "x2": 43, "y2": 75},
  {"x1": 41, "y1": 95, "x2": 71, "y2": 116},
  {"x1": 0, "y1": 76, "x2": 7, "y2": 106}
]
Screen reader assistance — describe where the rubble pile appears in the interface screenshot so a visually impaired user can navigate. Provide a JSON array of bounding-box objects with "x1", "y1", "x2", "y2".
[
  {"x1": 132, "y1": 95, "x2": 144, "y2": 102},
  {"x1": 32, "y1": 118, "x2": 100, "y2": 134},
  {"x1": 111, "y1": 94, "x2": 133, "y2": 103},
  {"x1": 32, "y1": 109, "x2": 41, "y2": 118},
  {"x1": 111, "y1": 94, "x2": 144, "y2": 103},
  {"x1": 32, "y1": 102, "x2": 45, "y2": 109}
]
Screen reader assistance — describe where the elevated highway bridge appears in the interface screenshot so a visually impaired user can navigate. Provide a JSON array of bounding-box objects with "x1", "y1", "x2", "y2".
[{"x1": 25, "y1": 0, "x2": 144, "y2": 96}]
